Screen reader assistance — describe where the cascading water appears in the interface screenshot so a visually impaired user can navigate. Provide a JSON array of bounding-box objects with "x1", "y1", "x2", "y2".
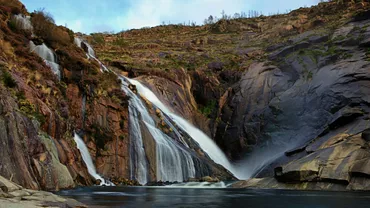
[
  {"x1": 127, "y1": 78, "x2": 239, "y2": 178},
  {"x1": 121, "y1": 79, "x2": 196, "y2": 183},
  {"x1": 72, "y1": 38, "x2": 240, "y2": 184},
  {"x1": 29, "y1": 41, "x2": 61, "y2": 80},
  {"x1": 73, "y1": 133, "x2": 113, "y2": 186},
  {"x1": 74, "y1": 37, "x2": 108, "y2": 72},
  {"x1": 13, "y1": 14, "x2": 33, "y2": 31}
]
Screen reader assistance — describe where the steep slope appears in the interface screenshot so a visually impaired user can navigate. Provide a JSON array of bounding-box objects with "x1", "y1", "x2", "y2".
[
  {"x1": 91, "y1": 0, "x2": 370, "y2": 189},
  {"x1": 0, "y1": 0, "x2": 234, "y2": 191},
  {"x1": 0, "y1": 0, "x2": 133, "y2": 189}
]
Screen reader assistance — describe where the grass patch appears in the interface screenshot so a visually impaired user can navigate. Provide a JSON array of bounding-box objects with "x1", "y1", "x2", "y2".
[
  {"x1": 1, "y1": 70, "x2": 17, "y2": 88},
  {"x1": 200, "y1": 100, "x2": 217, "y2": 117}
]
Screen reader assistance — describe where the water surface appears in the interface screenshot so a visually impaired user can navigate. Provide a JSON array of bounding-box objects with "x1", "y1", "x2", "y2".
[{"x1": 58, "y1": 186, "x2": 370, "y2": 208}]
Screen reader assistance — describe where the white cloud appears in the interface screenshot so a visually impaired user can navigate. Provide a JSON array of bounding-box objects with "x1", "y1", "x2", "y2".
[{"x1": 115, "y1": 0, "x2": 251, "y2": 30}]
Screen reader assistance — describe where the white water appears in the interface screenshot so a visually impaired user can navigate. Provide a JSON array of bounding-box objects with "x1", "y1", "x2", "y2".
[
  {"x1": 71, "y1": 39, "x2": 242, "y2": 183},
  {"x1": 74, "y1": 37, "x2": 108, "y2": 72},
  {"x1": 167, "y1": 181, "x2": 226, "y2": 188},
  {"x1": 29, "y1": 41, "x2": 61, "y2": 79},
  {"x1": 123, "y1": 84, "x2": 149, "y2": 185},
  {"x1": 121, "y1": 79, "x2": 195, "y2": 183},
  {"x1": 73, "y1": 133, "x2": 113, "y2": 186},
  {"x1": 13, "y1": 14, "x2": 33, "y2": 31},
  {"x1": 127, "y1": 78, "x2": 240, "y2": 178}
]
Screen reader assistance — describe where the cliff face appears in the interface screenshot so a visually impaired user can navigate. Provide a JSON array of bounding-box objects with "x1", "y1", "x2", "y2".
[
  {"x1": 2, "y1": 0, "x2": 370, "y2": 191},
  {"x1": 90, "y1": 0, "x2": 370, "y2": 190},
  {"x1": 0, "y1": 0, "x2": 132, "y2": 190},
  {"x1": 0, "y1": 0, "x2": 234, "y2": 191}
]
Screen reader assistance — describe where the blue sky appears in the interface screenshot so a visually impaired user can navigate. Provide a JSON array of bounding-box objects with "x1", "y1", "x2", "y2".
[{"x1": 20, "y1": 0, "x2": 320, "y2": 34}]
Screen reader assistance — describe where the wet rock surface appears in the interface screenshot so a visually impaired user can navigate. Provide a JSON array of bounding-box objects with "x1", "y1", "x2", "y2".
[{"x1": 215, "y1": 19, "x2": 370, "y2": 166}]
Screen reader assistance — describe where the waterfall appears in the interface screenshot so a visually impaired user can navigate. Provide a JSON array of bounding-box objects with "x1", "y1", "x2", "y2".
[
  {"x1": 126, "y1": 90, "x2": 149, "y2": 185},
  {"x1": 127, "y1": 78, "x2": 238, "y2": 177},
  {"x1": 13, "y1": 14, "x2": 33, "y2": 31},
  {"x1": 74, "y1": 37, "x2": 108, "y2": 72},
  {"x1": 29, "y1": 41, "x2": 61, "y2": 80},
  {"x1": 71, "y1": 38, "x2": 238, "y2": 184},
  {"x1": 73, "y1": 133, "x2": 113, "y2": 186},
  {"x1": 121, "y1": 79, "x2": 195, "y2": 183}
]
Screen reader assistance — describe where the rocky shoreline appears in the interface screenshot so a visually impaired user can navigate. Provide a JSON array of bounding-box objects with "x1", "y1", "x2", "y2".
[{"x1": 0, "y1": 175, "x2": 86, "y2": 208}]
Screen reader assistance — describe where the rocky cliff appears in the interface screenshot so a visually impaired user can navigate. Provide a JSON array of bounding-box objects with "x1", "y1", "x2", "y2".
[
  {"x1": 2, "y1": 0, "x2": 370, "y2": 192},
  {"x1": 0, "y1": 0, "x2": 233, "y2": 191},
  {"x1": 90, "y1": 0, "x2": 370, "y2": 190},
  {"x1": 0, "y1": 0, "x2": 136, "y2": 190}
]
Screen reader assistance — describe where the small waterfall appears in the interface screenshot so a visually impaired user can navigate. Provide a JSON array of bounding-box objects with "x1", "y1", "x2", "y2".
[
  {"x1": 73, "y1": 133, "x2": 113, "y2": 186},
  {"x1": 13, "y1": 14, "x2": 33, "y2": 31},
  {"x1": 127, "y1": 78, "x2": 238, "y2": 177},
  {"x1": 29, "y1": 41, "x2": 61, "y2": 80},
  {"x1": 74, "y1": 37, "x2": 82, "y2": 49},
  {"x1": 74, "y1": 37, "x2": 108, "y2": 72}
]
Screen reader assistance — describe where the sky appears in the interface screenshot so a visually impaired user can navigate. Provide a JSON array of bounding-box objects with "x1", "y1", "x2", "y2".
[{"x1": 20, "y1": 0, "x2": 320, "y2": 34}]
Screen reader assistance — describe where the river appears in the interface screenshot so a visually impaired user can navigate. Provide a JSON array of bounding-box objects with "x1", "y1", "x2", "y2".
[{"x1": 58, "y1": 185, "x2": 370, "y2": 208}]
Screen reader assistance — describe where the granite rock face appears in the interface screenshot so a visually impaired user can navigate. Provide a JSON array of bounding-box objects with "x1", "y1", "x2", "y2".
[{"x1": 215, "y1": 18, "x2": 370, "y2": 175}]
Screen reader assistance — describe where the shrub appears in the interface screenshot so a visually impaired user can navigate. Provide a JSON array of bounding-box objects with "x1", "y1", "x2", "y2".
[
  {"x1": 31, "y1": 9, "x2": 71, "y2": 46},
  {"x1": 113, "y1": 38, "x2": 128, "y2": 47},
  {"x1": 108, "y1": 88, "x2": 130, "y2": 107},
  {"x1": 0, "y1": 0, "x2": 23, "y2": 14},
  {"x1": 1, "y1": 70, "x2": 17, "y2": 88},
  {"x1": 92, "y1": 33, "x2": 105, "y2": 45},
  {"x1": 200, "y1": 100, "x2": 217, "y2": 117}
]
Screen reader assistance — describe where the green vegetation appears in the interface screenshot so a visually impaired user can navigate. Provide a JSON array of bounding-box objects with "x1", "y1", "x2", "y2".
[
  {"x1": 1, "y1": 69, "x2": 17, "y2": 88},
  {"x1": 91, "y1": 33, "x2": 105, "y2": 45},
  {"x1": 113, "y1": 38, "x2": 129, "y2": 47},
  {"x1": 18, "y1": 98, "x2": 46, "y2": 124},
  {"x1": 200, "y1": 100, "x2": 217, "y2": 117}
]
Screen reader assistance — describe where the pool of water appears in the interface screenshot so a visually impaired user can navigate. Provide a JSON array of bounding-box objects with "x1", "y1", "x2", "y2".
[{"x1": 58, "y1": 186, "x2": 370, "y2": 208}]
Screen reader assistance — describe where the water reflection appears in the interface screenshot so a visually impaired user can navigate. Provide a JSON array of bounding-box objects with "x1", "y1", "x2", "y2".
[{"x1": 58, "y1": 186, "x2": 370, "y2": 208}]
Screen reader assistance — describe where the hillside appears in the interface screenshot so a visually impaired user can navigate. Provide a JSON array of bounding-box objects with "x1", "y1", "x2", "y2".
[
  {"x1": 0, "y1": 0, "x2": 233, "y2": 192},
  {"x1": 91, "y1": 0, "x2": 370, "y2": 190},
  {"x1": 1, "y1": 0, "x2": 370, "y2": 194}
]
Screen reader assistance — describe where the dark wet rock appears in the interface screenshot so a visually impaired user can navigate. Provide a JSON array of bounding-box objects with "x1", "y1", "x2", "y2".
[
  {"x1": 308, "y1": 35, "x2": 329, "y2": 44},
  {"x1": 208, "y1": 61, "x2": 224, "y2": 71},
  {"x1": 266, "y1": 43, "x2": 286, "y2": 52},
  {"x1": 284, "y1": 145, "x2": 307, "y2": 156},
  {"x1": 129, "y1": 84, "x2": 137, "y2": 93},
  {"x1": 351, "y1": 10, "x2": 370, "y2": 22},
  {"x1": 0, "y1": 181, "x2": 8, "y2": 193},
  {"x1": 146, "y1": 181, "x2": 177, "y2": 186},
  {"x1": 328, "y1": 107, "x2": 364, "y2": 130},
  {"x1": 361, "y1": 129, "x2": 370, "y2": 142},
  {"x1": 268, "y1": 41, "x2": 310, "y2": 60},
  {"x1": 360, "y1": 38, "x2": 370, "y2": 47}
]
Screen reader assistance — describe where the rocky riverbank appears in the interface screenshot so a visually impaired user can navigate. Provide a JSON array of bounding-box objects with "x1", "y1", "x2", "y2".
[{"x1": 0, "y1": 175, "x2": 86, "y2": 208}]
